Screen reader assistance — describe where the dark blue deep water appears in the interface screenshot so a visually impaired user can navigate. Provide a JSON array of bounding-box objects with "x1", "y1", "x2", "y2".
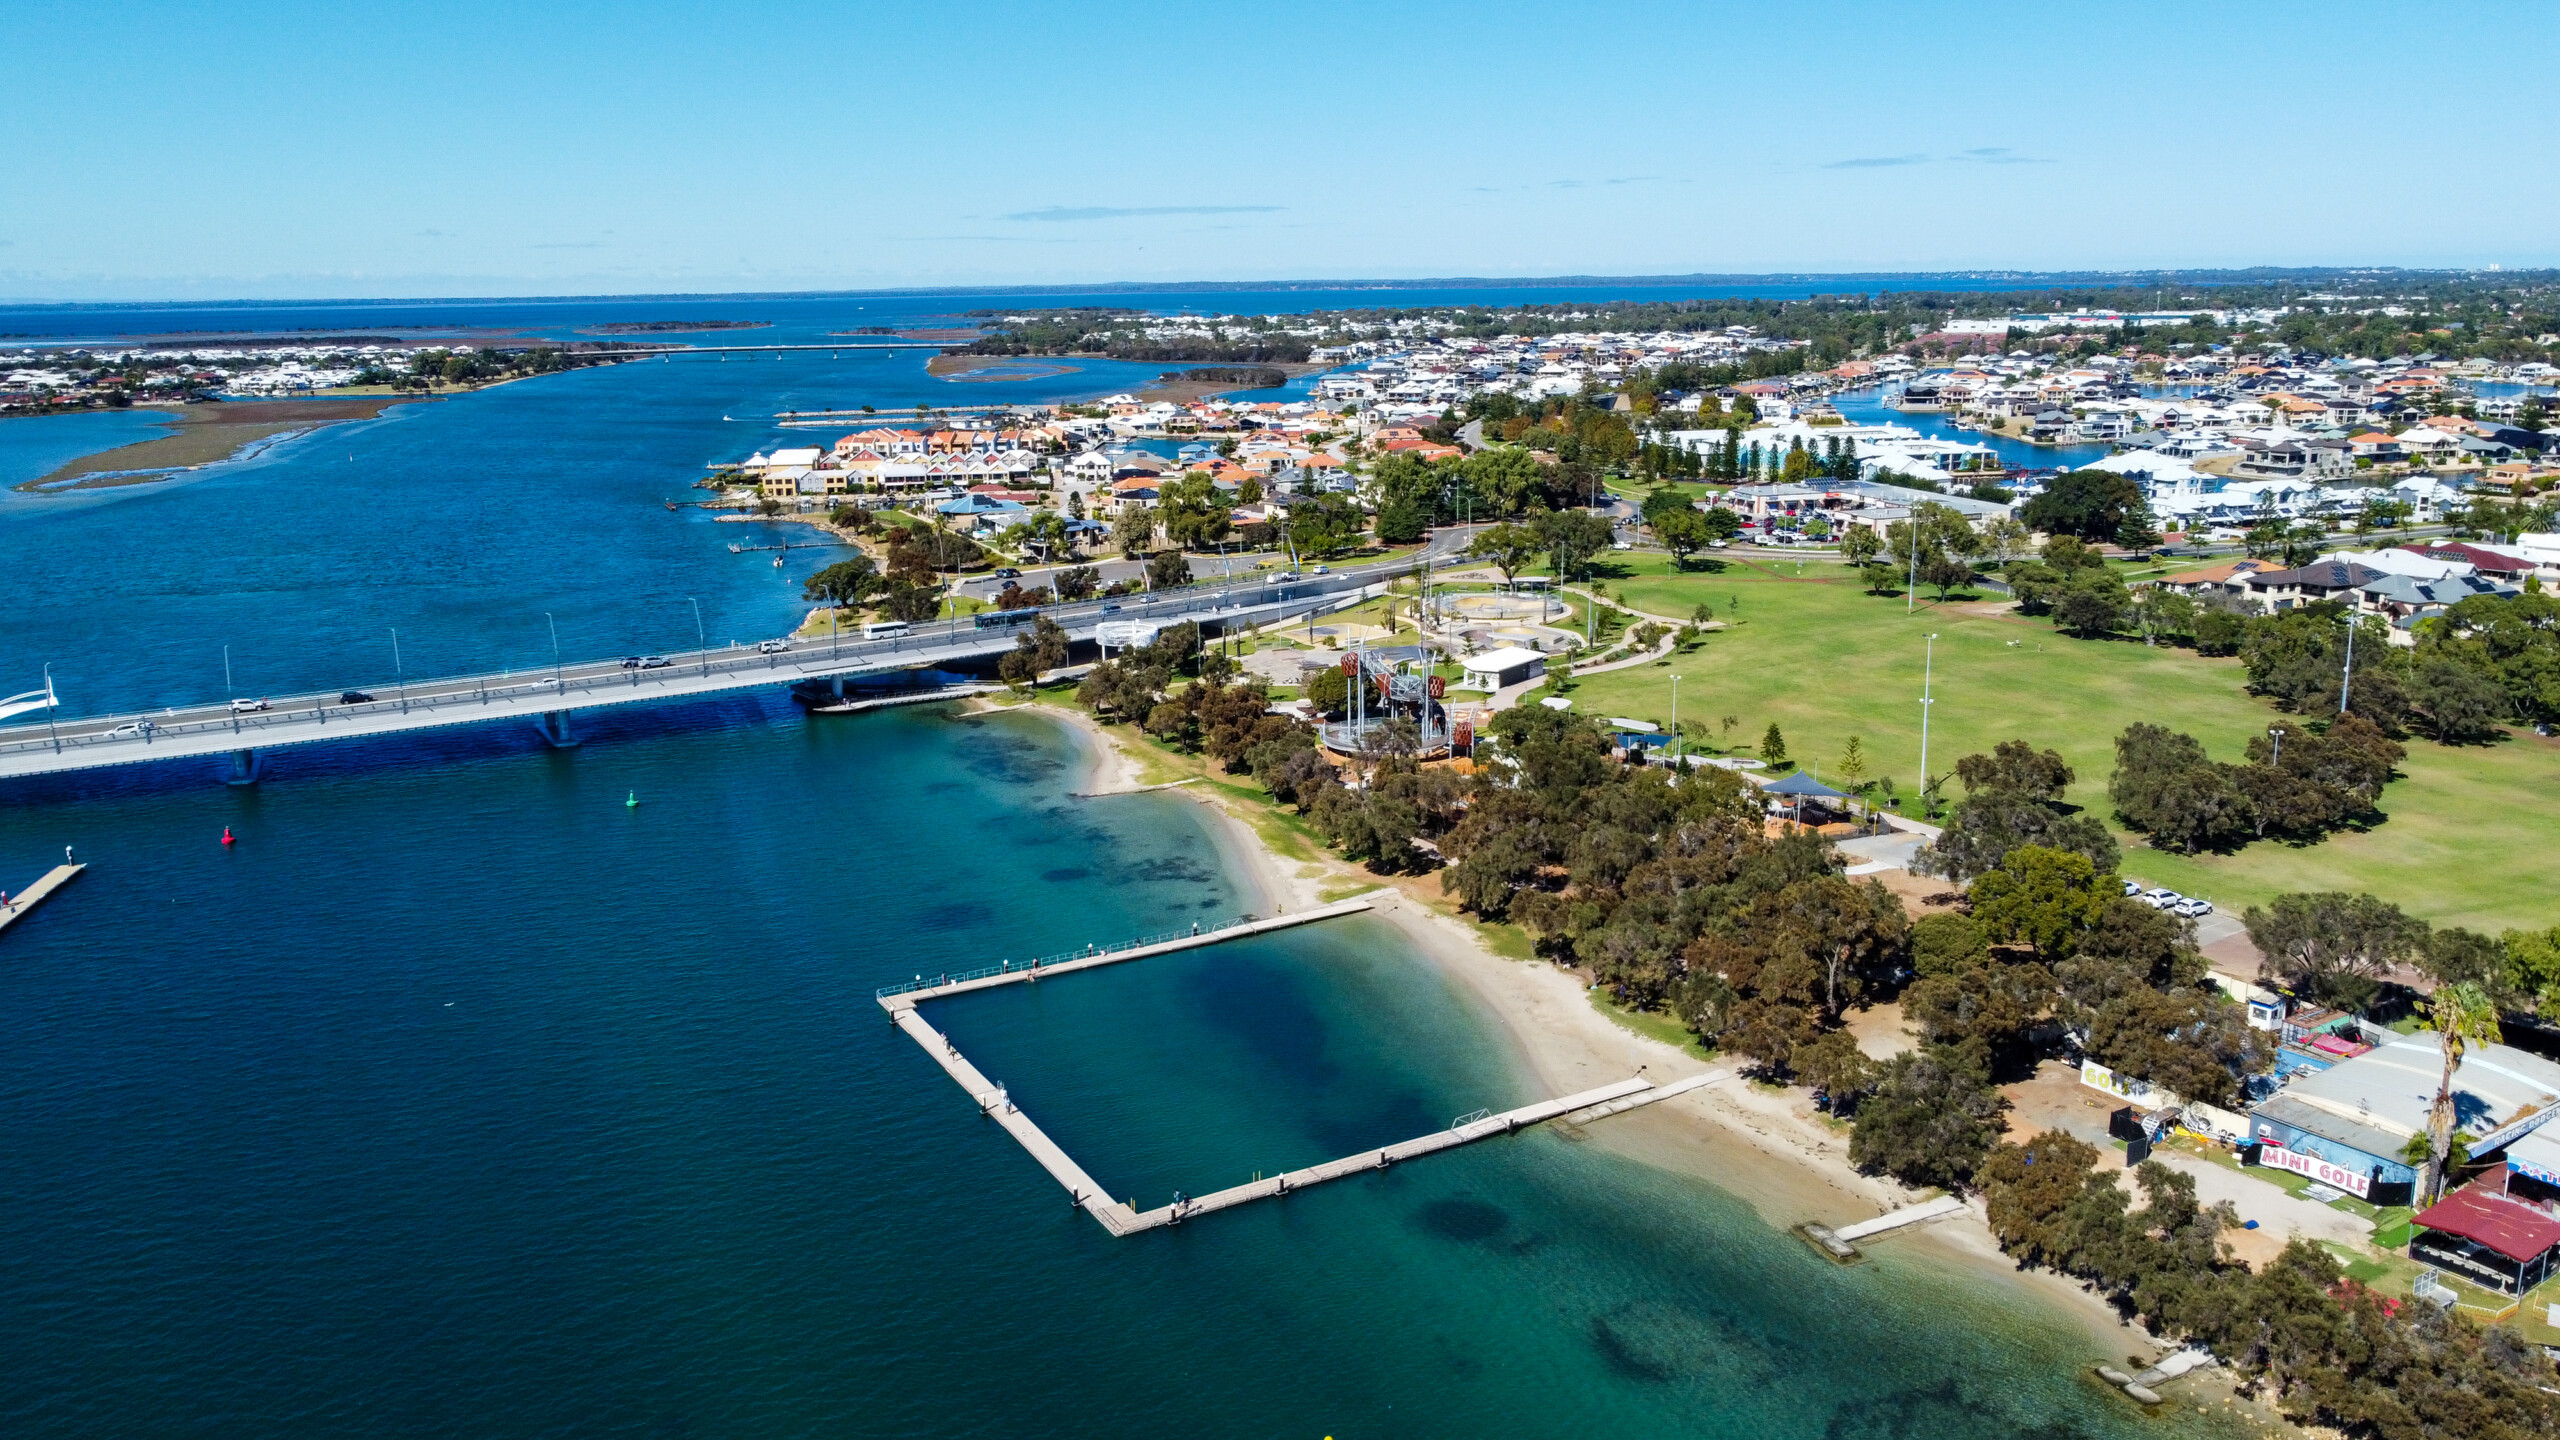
[{"x1": 0, "y1": 291, "x2": 2237, "y2": 1437}]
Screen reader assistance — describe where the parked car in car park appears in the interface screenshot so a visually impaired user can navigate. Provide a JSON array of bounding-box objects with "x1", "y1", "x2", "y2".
[
  {"x1": 2122, "y1": 878, "x2": 2142, "y2": 896},
  {"x1": 2141, "y1": 888, "x2": 2182, "y2": 909},
  {"x1": 2175, "y1": 897, "x2": 2215, "y2": 918}
]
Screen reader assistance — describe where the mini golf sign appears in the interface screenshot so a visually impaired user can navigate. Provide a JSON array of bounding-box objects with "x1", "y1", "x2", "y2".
[{"x1": 2258, "y1": 1141, "x2": 2372, "y2": 1198}]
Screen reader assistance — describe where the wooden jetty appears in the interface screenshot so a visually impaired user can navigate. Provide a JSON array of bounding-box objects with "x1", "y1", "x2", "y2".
[
  {"x1": 0, "y1": 862, "x2": 86, "y2": 937},
  {"x1": 878, "y1": 893, "x2": 1737, "y2": 1237}
]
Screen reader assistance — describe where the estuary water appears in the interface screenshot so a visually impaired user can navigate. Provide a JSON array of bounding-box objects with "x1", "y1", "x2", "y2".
[
  {"x1": 0, "y1": 701, "x2": 2232, "y2": 1439},
  {"x1": 0, "y1": 287, "x2": 2240, "y2": 1437}
]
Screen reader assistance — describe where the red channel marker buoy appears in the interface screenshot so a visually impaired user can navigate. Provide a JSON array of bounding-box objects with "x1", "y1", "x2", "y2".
[{"x1": 221, "y1": 827, "x2": 235, "y2": 846}]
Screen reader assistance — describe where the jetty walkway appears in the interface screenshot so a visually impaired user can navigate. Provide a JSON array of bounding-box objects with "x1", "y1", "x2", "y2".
[
  {"x1": 879, "y1": 894, "x2": 1734, "y2": 1236},
  {"x1": 0, "y1": 862, "x2": 85, "y2": 938}
]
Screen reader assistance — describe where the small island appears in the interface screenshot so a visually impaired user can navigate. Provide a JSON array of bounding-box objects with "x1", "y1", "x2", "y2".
[{"x1": 576, "y1": 320, "x2": 773, "y2": 335}]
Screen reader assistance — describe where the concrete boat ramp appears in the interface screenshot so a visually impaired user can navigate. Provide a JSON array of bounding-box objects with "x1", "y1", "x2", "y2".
[{"x1": 880, "y1": 893, "x2": 1733, "y2": 1237}]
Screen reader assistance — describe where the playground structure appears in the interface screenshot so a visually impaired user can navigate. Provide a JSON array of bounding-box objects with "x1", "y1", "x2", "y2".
[{"x1": 1315, "y1": 642, "x2": 1468, "y2": 762}]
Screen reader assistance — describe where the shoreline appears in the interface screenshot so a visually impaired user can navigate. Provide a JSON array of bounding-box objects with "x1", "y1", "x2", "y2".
[{"x1": 1021, "y1": 697, "x2": 2246, "y2": 1388}]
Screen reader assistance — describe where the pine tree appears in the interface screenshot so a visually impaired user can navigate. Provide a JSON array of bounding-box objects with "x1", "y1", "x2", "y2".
[
  {"x1": 1838, "y1": 735, "x2": 1869, "y2": 791},
  {"x1": 1760, "y1": 722, "x2": 1790, "y2": 768}
]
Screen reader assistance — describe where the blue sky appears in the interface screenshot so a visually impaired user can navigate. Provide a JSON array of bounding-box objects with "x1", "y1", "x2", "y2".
[{"x1": 6, "y1": 0, "x2": 2555, "y2": 299}]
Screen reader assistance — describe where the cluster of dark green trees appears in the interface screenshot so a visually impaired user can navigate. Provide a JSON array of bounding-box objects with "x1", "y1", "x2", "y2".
[
  {"x1": 1977, "y1": 1139, "x2": 2560, "y2": 1438},
  {"x1": 960, "y1": 309, "x2": 1312, "y2": 363},
  {"x1": 2110, "y1": 717, "x2": 2401, "y2": 853}
]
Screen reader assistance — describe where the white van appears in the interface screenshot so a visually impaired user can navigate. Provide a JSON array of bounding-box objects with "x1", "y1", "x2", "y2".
[{"x1": 862, "y1": 621, "x2": 911, "y2": 639}]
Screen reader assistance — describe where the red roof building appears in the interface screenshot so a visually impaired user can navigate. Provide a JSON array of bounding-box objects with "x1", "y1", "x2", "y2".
[{"x1": 2410, "y1": 1178, "x2": 2560, "y2": 1294}]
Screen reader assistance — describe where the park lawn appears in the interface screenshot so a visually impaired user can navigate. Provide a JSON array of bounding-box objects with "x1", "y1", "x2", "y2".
[{"x1": 1553, "y1": 557, "x2": 2560, "y2": 931}]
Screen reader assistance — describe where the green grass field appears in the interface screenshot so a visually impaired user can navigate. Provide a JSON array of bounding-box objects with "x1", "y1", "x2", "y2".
[{"x1": 1551, "y1": 554, "x2": 2559, "y2": 931}]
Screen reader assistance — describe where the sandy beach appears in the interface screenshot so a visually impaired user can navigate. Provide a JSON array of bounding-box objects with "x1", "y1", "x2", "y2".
[{"x1": 1022, "y1": 700, "x2": 2191, "y2": 1370}]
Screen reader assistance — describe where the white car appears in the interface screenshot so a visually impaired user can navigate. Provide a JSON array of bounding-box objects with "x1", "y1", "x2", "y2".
[
  {"x1": 106, "y1": 721, "x2": 154, "y2": 739},
  {"x1": 2142, "y1": 888, "x2": 2182, "y2": 909},
  {"x1": 2175, "y1": 897, "x2": 2215, "y2": 918},
  {"x1": 230, "y1": 698, "x2": 270, "y2": 714},
  {"x1": 757, "y1": 639, "x2": 791, "y2": 654},
  {"x1": 2121, "y1": 878, "x2": 2142, "y2": 897}
]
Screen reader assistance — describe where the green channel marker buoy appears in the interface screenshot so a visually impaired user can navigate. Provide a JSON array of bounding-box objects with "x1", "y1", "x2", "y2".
[{"x1": 626, "y1": 791, "x2": 638, "y2": 808}]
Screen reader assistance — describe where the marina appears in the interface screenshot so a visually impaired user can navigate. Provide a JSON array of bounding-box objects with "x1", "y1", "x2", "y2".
[{"x1": 0, "y1": 861, "x2": 84, "y2": 937}]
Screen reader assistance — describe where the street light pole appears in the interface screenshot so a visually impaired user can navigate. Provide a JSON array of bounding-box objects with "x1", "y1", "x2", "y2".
[
  {"x1": 391, "y1": 629, "x2": 407, "y2": 713},
  {"x1": 688, "y1": 597, "x2": 707, "y2": 676},
  {"x1": 43, "y1": 662, "x2": 60, "y2": 754},
  {"x1": 545, "y1": 612, "x2": 564, "y2": 694},
  {"x1": 225, "y1": 644, "x2": 238, "y2": 734},
  {"x1": 1671, "y1": 674, "x2": 1682, "y2": 765},
  {"x1": 1918, "y1": 632, "x2": 1939, "y2": 818},
  {"x1": 2269, "y1": 726, "x2": 2284, "y2": 766},
  {"x1": 2338, "y1": 616, "x2": 2357, "y2": 716}
]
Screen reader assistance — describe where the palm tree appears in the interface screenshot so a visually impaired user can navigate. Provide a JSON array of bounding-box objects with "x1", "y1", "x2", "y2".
[{"x1": 2422, "y1": 982, "x2": 2503, "y2": 1205}]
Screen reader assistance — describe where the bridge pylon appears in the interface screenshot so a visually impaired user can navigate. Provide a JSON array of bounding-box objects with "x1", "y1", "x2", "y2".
[
  {"x1": 224, "y1": 749, "x2": 262, "y2": 786},
  {"x1": 536, "y1": 710, "x2": 579, "y2": 748}
]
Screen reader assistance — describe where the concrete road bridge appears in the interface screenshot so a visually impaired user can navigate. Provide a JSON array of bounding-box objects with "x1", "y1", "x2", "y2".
[{"x1": 0, "y1": 551, "x2": 1463, "y2": 784}]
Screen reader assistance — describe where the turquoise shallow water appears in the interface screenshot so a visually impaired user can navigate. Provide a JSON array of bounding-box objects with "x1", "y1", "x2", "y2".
[{"x1": 0, "y1": 700, "x2": 2238, "y2": 1438}]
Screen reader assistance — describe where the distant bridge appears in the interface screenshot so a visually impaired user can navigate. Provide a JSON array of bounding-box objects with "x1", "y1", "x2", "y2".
[{"x1": 0, "y1": 568, "x2": 1410, "y2": 784}]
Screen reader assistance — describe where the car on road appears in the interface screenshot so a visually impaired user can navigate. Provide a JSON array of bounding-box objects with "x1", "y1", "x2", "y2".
[
  {"x1": 340, "y1": 690, "x2": 374, "y2": 705},
  {"x1": 756, "y1": 639, "x2": 790, "y2": 654},
  {"x1": 619, "y1": 656, "x2": 643, "y2": 669},
  {"x1": 638, "y1": 655, "x2": 673, "y2": 669},
  {"x1": 1100, "y1": 603, "x2": 1122, "y2": 613},
  {"x1": 106, "y1": 721, "x2": 155, "y2": 739},
  {"x1": 1312, "y1": 565, "x2": 1330, "y2": 574},
  {"x1": 992, "y1": 567, "x2": 1022, "y2": 580},
  {"x1": 2175, "y1": 897, "x2": 2215, "y2": 918},
  {"x1": 230, "y1": 698, "x2": 270, "y2": 714}
]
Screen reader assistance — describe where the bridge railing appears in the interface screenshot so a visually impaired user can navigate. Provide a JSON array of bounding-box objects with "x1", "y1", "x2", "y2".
[
  {"x1": 0, "y1": 571, "x2": 1380, "y2": 757},
  {"x1": 874, "y1": 914, "x2": 1265, "y2": 999}
]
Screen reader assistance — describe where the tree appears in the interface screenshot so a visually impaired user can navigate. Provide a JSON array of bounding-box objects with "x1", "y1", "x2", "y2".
[
  {"x1": 1836, "y1": 735, "x2": 1869, "y2": 791},
  {"x1": 1052, "y1": 564, "x2": 1100, "y2": 601},
  {"x1": 1156, "y1": 474, "x2": 1232, "y2": 550},
  {"x1": 2420, "y1": 982, "x2": 2503, "y2": 1205},
  {"x1": 1289, "y1": 493, "x2": 1365, "y2": 558},
  {"x1": 2109, "y1": 723, "x2": 2256, "y2": 854},
  {"x1": 2020, "y1": 468, "x2": 2145, "y2": 543},
  {"x1": 1304, "y1": 665, "x2": 1349, "y2": 715},
  {"x1": 1956, "y1": 740, "x2": 2072, "y2": 799},
  {"x1": 1699, "y1": 507, "x2": 1743, "y2": 542},
  {"x1": 2051, "y1": 568, "x2": 2131, "y2": 637},
  {"x1": 1112, "y1": 502, "x2": 1155, "y2": 558},
  {"x1": 1146, "y1": 550, "x2": 1193, "y2": 590},
  {"x1": 1529, "y1": 507, "x2": 1613, "y2": 582},
  {"x1": 1465, "y1": 522, "x2": 1542, "y2": 588},
  {"x1": 1461, "y1": 445, "x2": 1544, "y2": 517},
  {"x1": 2243, "y1": 891, "x2": 2428, "y2": 1013},
  {"x1": 1848, "y1": 1046, "x2": 2009, "y2": 1190},
  {"x1": 1654, "y1": 505, "x2": 1711, "y2": 568},
  {"x1": 802, "y1": 556, "x2": 880, "y2": 607},
  {"x1": 2409, "y1": 657, "x2": 2509, "y2": 742},
  {"x1": 1839, "y1": 526, "x2": 1881, "y2": 566},
  {"x1": 1977, "y1": 515, "x2": 2032, "y2": 565},
  {"x1": 1759, "y1": 722, "x2": 1789, "y2": 768},
  {"x1": 1374, "y1": 492, "x2": 1430, "y2": 544},
  {"x1": 1970, "y1": 845, "x2": 2114, "y2": 959}
]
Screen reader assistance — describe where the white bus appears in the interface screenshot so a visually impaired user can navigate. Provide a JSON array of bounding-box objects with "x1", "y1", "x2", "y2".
[{"x1": 862, "y1": 621, "x2": 911, "y2": 639}]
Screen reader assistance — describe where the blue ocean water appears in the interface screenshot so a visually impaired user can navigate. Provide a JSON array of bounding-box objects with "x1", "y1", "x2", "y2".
[
  {"x1": 0, "y1": 290, "x2": 2244, "y2": 1437},
  {"x1": 1830, "y1": 388, "x2": 2111, "y2": 470},
  {"x1": 0, "y1": 700, "x2": 2233, "y2": 1439}
]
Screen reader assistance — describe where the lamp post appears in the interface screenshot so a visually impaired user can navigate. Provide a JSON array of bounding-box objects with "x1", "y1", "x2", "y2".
[
  {"x1": 224, "y1": 644, "x2": 236, "y2": 733},
  {"x1": 43, "y1": 663, "x2": 60, "y2": 754},
  {"x1": 2269, "y1": 726, "x2": 2284, "y2": 765},
  {"x1": 1906, "y1": 518, "x2": 1921, "y2": 614},
  {"x1": 1671, "y1": 674, "x2": 1682, "y2": 765},
  {"x1": 545, "y1": 612, "x2": 564, "y2": 695},
  {"x1": 391, "y1": 629, "x2": 406, "y2": 713},
  {"x1": 2338, "y1": 614, "x2": 2357, "y2": 716},
  {"x1": 1917, "y1": 633, "x2": 1939, "y2": 818},
  {"x1": 688, "y1": 596, "x2": 707, "y2": 676}
]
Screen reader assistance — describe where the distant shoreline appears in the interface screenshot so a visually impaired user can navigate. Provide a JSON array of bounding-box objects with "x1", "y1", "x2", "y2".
[{"x1": 11, "y1": 396, "x2": 436, "y2": 493}]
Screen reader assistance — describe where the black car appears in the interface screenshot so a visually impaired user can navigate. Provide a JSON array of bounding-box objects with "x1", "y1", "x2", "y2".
[
  {"x1": 993, "y1": 567, "x2": 1022, "y2": 580},
  {"x1": 339, "y1": 690, "x2": 374, "y2": 705}
]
